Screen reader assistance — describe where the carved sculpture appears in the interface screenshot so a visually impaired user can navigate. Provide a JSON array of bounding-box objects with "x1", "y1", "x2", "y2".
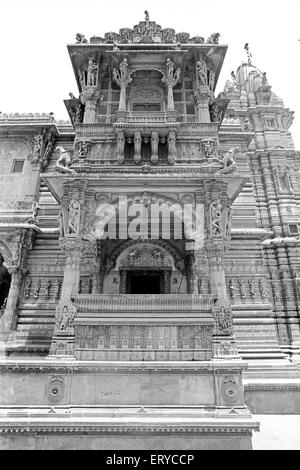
[
  {"x1": 218, "y1": 149, "x2": 237, "y2": 174},
  {"x1": 87, "y1": 59, "x2": 98, "y2": 86},
  {"x1": 168, "y1": 130, "x2": 177, "y2": 165},
  {"x1": 55, "y1": 304, "x2": 75, "y2": 331},
  {"x1": 33, "y1": 279, "x2": 41, "y2": 299},
  {"x1": 24, "y1": 278, "x2": 31, "y2": 299},
  {"x1": 212, "y1": 303, "x2": 233, "y2": 335},
  {"x1": 55, "y1": 146, "x2": 73, "y2": 174},
  {"x1": 116, "y1": 131, "x2": 125, "y2": 164},
  {"x1": 54, "y1": 280, "x2": 61, "y2": 300},
  {"x1": 151, "y1": 130, "x2": 159, "y2": 164},
  {"x1": 238, "y1": 279, "x2": 246, "y2": 298},
  {"x1": 202, "y1": 139, "x2": 215, "y2": 158},
  {"x1": 45, "y1": 280, "x2": 51, "y2": 299},
  {"x1": 68, "y1": 200, "x2": 80, "y2": 235},
  {"x1": 208, "y1": 70, "x2": 216, "y2": 92},
  {"x1": 248, "y1": 279, "x2": 257, "y2": 297},
  {"x1": 210, "y1": 200, "x2": 223, "y2": 237},
  {"x1": 27, "y1": 201, "x2": 39, "y2": 224},
  {"x1": 75, "y1": 33, "x2": 88, "y2": 44},
  {"x1": 196, "y1": 59, "x2": 208, "y2": 86},
  {"x1": 228, "y1": 279, "x2": 237, "y2": 298},
  {"x1": 78, "y1": 68, "x2": 86, "y2": 89},
  {"x1": 76, "y1": 141, "x2": 90, "y2": 158},
  {"x1": 259, "y1": 279, "x2": 269, "y2": 298},
  {"x1": 206, "y1": 33, "x2": 220, "y2": 44},
  {"x1": 133, "y1": 131, "x2": 142, "y2": 164}
]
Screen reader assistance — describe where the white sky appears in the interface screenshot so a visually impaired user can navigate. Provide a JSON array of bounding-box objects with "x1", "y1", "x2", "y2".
[{"x1": 1, "y1": 0, "x2": 299, "y2": 147}]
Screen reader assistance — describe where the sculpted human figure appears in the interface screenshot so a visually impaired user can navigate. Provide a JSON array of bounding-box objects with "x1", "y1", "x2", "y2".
[
  {"x1": 168, "y1": 130, "x2": 177, "y2": 164},
  {"x1": 68, "y1": 200, "x2": 80, "y2": 235},
  {"x1": 208, "y1": 70, "x2": 215, "y2": 91},
  {"x1": 196, "y1": 59, "x2": 207, "y2": 86},
  {"x1": 78, "y1": 68, "x2": 86, "y2": 89},
  {"x1": 210, "y1": 200, "x2": 223, "y2": 236},
  {"x1": 32, "y1": 134, "x2": 43, "y2": 155},
  {"x1": 119, "y1": 58, "x2": 128, "y2": 80},
  {"x1": 87, "y1": 59, "x2": 98, "y2": 86},
  {"x1": 24, "y1": 278, "x2": 31, "y2": 298}
]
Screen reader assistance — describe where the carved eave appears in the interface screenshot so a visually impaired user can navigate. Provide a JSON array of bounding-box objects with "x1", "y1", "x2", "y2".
[
  {"x1": 64, "y1": 99, "x2": 85, "y2": 127},
  {"x1": 0, "y1": 120, "x2": 58, "y2": 138},
  {"x1": 67, "y1": 43, "x2": 227, "y2": 93},
  {"x1": 41, "y1": 172, "x2": 247, "y2": 205}
]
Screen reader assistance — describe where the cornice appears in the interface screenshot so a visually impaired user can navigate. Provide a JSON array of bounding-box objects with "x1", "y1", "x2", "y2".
[{"x1": 0, "y1": 421, "x2": 259, "y2": 436}]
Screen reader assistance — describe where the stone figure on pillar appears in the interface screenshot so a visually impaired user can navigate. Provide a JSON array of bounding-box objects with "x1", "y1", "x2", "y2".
[
  {"x1": 116, "y1": 131, "x2": 125, "y2": 164},
  {"x1": 87, "y1": 59, "x2": 98, "y2": 86},
  {"x1": 55, "y1": 304, "x2": 75, "y2": 331},
  {"x1": 208, "y1": 70, "x2": 215, "y2": 92},
  {"x1": 68, "y1": 200, "x2": 81, "y2": 235},
  {"x1": 113, "y1": 58, "x2": 132, "y2": 113},
  {"x1": 151, "y1": 130, "x2": 159, "y2": 164},
  {"x1": 133, "y1": 131, "x2": 142, "y2": 164},
  {"x1": 162, "y1": 59, "x2": 181, "y2": 112},
  {"x1": 196, "y1": 59, "x2": 208, "y2": 87},
  {"x1": 168, "y1": 130, "x2": 177, "y2": 164},
  {"x1": 78, "y1": 68, "x2": 86, "y2": 89},
  {"x1": 210, "y1": 200, "x2": 223, "y2": 237}
]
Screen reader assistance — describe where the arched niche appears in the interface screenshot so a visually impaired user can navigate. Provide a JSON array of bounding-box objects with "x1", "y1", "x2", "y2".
[{"x1": 103, "y1": 241, "x2": 187, "y2": 295}]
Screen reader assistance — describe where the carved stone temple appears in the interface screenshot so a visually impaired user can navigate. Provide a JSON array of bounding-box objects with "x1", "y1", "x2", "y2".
[{"x1": 0, "y1": 13, "x2": 300, "y2": 450}]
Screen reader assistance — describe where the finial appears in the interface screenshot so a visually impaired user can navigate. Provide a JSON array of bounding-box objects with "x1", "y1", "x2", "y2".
[
  {"x1": 145, "y1": 10, "x2": 149, "y2": 22},
  {"x1": 244, "y1": 43, "x2": 252, "y2": 65}
]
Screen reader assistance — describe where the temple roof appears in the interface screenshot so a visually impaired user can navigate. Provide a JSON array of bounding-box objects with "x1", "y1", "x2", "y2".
[{"x1": 74, "y1": 11, "x2": 221, "y2": 46}]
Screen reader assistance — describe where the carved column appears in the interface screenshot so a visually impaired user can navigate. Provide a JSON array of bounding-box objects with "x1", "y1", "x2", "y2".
[
  {"x1": 0, "y1": 230, "x2": 34, "y2": 334},
  {"x1": 133, "y1": 131, "x2": 142, "y2": 164},
  {"x1": 205, "y1": 197, "x2": 239, "y2": 358},
  {"x1": 162, "y1": 59, "x2": 181, "y2": 121},
  {"x1": 81, "y1": 88, "x2": 100, "y2": 124},
  {"x1": 194, "y1": 88, "x2": 211, "y2": 123},
  {"x1": 151, "y1": 130, "x2": 159, "y2": 164},
  {"x1": 60, "y1": 238, "x2": 84, "y2": 301},
  {"x1": 113, "y1": 58, "x2": 132, "y2": 121}
]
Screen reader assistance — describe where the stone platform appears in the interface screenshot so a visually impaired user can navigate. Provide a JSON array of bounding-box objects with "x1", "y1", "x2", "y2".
[{"x1": 0, "y1": 359, "x2": 259, "y2": 450}]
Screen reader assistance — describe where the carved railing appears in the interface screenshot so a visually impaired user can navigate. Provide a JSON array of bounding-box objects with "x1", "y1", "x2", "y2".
[
  {"x1": 126, "y1": 112, "x2": 167, "y2": 123},
  {"x1": 74, "y1": 294, "x2": 214, "y2": 312}
]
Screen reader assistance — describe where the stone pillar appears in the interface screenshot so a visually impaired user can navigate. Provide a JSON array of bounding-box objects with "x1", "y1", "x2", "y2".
[
  {"x1": 1, "y1": 267, "x2": 23, "y2": 332},
  {"x1": 194, "y1": 87, "x2": 211, "y2": 123},
  {"x1": 151, "y1": 130, "x2": 159, "y2": 164},
  {"x1": 133, "y1": 131, "x2": 142, "y2": 164},
  {"x1": 112, "y1": 58, "x2": 132, "y2": 121},
  {"x1": 162, "y1": 59, "x2": 180, "y2": 121},
  {"x1": 163, "y1": 270, "x2": 171, "y2": 294},
  {"x1": 60, "y1": 238, "x2": 84, "y2": 302},
  {"x1": 81, "y1": 88, "x2": 100, "y2": 124}
]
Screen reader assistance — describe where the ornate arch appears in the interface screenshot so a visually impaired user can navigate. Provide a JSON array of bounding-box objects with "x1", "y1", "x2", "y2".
[{"x1": 104, "y1": 238, "x2": 185, "y2": 274}]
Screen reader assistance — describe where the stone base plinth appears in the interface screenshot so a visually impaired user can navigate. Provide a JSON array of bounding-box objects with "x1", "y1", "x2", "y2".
[
  {"x1": 0, "y1": 407, "x2": 258, "y2": 450},
  {"x1": 0, "y1": 359, "x2": 258, "y2": 449}
]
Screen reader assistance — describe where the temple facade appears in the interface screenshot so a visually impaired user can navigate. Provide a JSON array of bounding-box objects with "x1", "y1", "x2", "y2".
[{"x1": 0, "y1": 13, "x2": 299, "y2": 449}]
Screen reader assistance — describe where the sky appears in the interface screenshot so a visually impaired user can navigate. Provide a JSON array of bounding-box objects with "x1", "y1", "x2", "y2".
[{"x1": 1, "y1": 0, "x2": 300, "y2": 147}]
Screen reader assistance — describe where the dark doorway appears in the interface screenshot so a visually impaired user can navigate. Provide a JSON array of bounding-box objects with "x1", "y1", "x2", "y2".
[
  {"x1": 0, "y1": 253, "x2": 11, "y2": 308},
  {"x1": 128, "y1": 271, "x2": 162, "y2": 294}
]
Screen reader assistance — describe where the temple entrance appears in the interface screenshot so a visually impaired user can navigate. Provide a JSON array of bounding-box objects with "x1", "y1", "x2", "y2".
[{"x1": 128, "y1": 271, "x2": 162, "y2": 294}]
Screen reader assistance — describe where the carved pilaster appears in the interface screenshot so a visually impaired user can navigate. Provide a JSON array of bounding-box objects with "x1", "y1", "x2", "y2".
[{"x1": 0, "y1": 229, "x2": 35, "y2": 333}]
